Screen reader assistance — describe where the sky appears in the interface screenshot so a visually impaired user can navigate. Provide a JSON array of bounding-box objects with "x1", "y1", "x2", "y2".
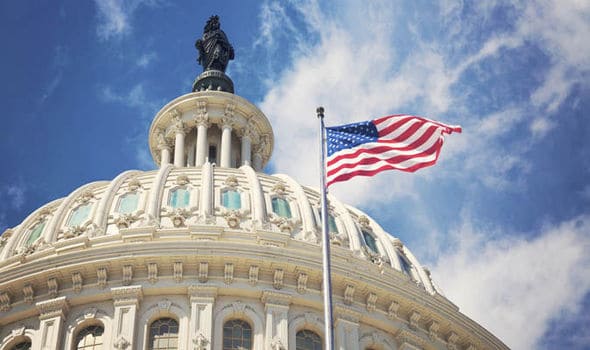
[{"x1": 0, "y1": 0, "x2": 589, "y2": 349}]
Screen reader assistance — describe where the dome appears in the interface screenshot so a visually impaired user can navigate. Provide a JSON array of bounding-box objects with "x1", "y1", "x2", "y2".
[{"x1": 0, "y1": 16, "x2": 508, "y2": 350}]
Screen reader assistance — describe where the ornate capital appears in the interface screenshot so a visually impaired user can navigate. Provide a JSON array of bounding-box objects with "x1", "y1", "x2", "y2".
[
  {"x1": 261, "y1": 290, "x2": 291, "y2": 307},
  {"x1": 111, "y1": 285, "x2": 142, "y2": 306},
  {"x1": 36, "y1": 296, "x2": 69, "y2": 320}
]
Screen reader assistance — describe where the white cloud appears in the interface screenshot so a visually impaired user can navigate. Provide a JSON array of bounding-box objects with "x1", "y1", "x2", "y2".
[
  {"x1": 39, "y1": 46, "x2": 69, "y2": 104},
  {"x1": 5, "y1": 184, "x2": 26, "y2": 210},
  {"x1": 137, "y1": 52, "x2": 158, "y2": 68},
  {"x1": 94, "y1": 0, "x2": 160, "y2": 40},
  {"x1": 431, "y1": 215, "x2": 590, "y2": 350}
]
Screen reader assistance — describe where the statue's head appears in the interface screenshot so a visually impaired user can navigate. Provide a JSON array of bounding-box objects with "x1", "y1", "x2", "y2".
[{"x1": 204, "y1": 15, "x2": 220, "y2": 33}]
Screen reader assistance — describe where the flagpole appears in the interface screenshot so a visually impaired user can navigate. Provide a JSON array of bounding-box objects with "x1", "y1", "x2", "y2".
[{"x1": 317, "y1": 106, "x2": 335, "y2": 350}]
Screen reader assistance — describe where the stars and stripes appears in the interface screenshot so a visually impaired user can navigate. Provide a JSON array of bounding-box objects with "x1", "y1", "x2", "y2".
[{"x1": 325, "y1": 114, "x2": 462, "y2": 187}]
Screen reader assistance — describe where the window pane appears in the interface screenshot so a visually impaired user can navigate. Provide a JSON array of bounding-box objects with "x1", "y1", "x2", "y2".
[
  {"x1": 26, "y1": 221, "x2": 46, "y2": 245},
  {"x1": 399, "y1": 255, "x2": 413, "y2": 276},
  {"x1": 318, "y1": 211, "x2": 338, "y2": 233},
  {"x1": 223, "y1": 319, "x2": 252, "y2": 350},
  {"x1": 296, "y1": 330, "x2": 322, "y2": 350},
  {"x1": 362, "y1": 230, "x2": 378, "y2": 253},
  {"x1": 169, "y1": 188, "x2": 190, "y2": 209},
  {"x1": 67, "y1": 203, "x2": 92, "y2": 227},
  {"x1": 117, "y1": 192, "x2": 139, "y2": 214},
  {"x1": 149, "y1": 318, "x2": 179, "y2": 350},
  {"x1": 75, "y1": 325, "x2": 104, "y2": 349},
  {"x1": 222, "y1": 190, "x2": 241, "y2": 210},
  {"x1": 272, "y1": 197, "x2": 292, "y2": 218},
  {"x1": 12, "y1": 342, "x2": 32, "y2": 350}
]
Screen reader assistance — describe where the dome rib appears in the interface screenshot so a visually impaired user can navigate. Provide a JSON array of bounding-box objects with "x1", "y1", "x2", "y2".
[{"x1": 95, "y1": 170, "x2": 142, "y2": 232}]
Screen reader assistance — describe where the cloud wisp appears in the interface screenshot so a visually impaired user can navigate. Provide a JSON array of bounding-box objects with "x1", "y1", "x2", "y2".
[{"x1": 94, "y1": 0, "x2": 160, "y2": 41}]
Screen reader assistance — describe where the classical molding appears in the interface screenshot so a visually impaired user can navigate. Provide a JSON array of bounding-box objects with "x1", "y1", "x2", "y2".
[
  {"x1": 199, "y1": 262, "x2": 209, "y2": 283},
  {"x1": 261, "y1": 290, "x2": 292, "y2": 307},
  {"x1": 36, "y1": 296, "x2": 69, "y2": 320},
  {"x1": 224, "y1": 263, "x2": 234, "y2": 284},
  {"x1": 249, "y1": 265, "x2": 259, "y2": 285},
  {"x1": 111, "y1": 285, "x2": 143, "y2": 306}
]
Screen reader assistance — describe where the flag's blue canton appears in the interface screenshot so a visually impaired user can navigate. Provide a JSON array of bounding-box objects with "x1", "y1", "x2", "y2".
[{"x1": 326, "y1": 121, "x2": 378, "y2": 157}]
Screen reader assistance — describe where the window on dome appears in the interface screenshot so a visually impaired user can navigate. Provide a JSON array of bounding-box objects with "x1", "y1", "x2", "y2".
[
  {"x1": 399, "y1": 254, "x2": 413, "y2": 276},
  {"x1": 11, "y1": 342, "x2": 31, "y2": 350},
  {"x1": 271, "y1": 197, "x2": 292, "y2": 218},
  {"x1": 75, "y1": 325, "x2": 104, "y2": 349},
  {"x1": 296, "y1": 329, "x2": 322, "y2": 350},
  {"x1": 117, "y1": 192, "x2": 139, "y2": 214},
  {"x1": 26, "y1": 220, "x2": 46, "y2": 246},
  {"x1": 223, "y1": 319, "x2": 252, "y2": 350},
  {"x1": 148, "y1": 318, "x2": 179, "y2": 350},
  {"x1": 67, "y1": 203, "x2": 92, "y2": 227},
  {"x1": 318, "y1": 211, "x2": 338, "y2": 233},
  {"x1": 169, "y1": 188, "x2": 190, "y2": 208},
  {"x1": 362, "y1": 230, "x2": 379, "y2": 253},
  {"x1": 209, "y1": 145, "x2": 217, "y2": 164},
  {"x1": 222, "y1": 189, "x2": 241, "y2": 210}
]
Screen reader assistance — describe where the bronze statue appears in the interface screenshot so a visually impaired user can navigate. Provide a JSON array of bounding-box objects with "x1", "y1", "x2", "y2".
[{"x1": 195, "y1": 15, "x2": 234, "y2": 72}]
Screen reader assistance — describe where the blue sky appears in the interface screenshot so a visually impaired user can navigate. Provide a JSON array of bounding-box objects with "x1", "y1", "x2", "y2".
[{"x1": 1, "y1": 1, "x2": 589, "y2": 349}]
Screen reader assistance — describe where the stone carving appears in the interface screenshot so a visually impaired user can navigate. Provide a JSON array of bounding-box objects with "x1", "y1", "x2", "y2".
[
  {"x1": 297, "y1": 273, "x2": 308, "y2": 294},
  {"x1": 114, "y1": 336, "x2": 130, "y2": 350},
  {"x1": 249, "y1": 265, "x2": 259, "y2": 285},
  {"x1": 47, "y1": 277, "x2": 59, "y2": 297},
  {"x1": 366, "y1": 293, "x2": 377, "y2": 312},
  {"x1": 173, "y1": 261, "x2": 183, "y2": 283},
  {"x1": 0, "y1": 292, "x2": 12, "y2": 312},
  {"x1": 77, "y1": 190, "x2": 95, "y2": 204},
  {"x1": 195, "y1": 15, "x2": 234, "y2": 72},
  {"x1": 72, "y1": 272, "x2": 83, "y2": 293},
  {"x1": 224, "y1": 175, "x2": 239, "y2": 187},
  {"x1": 232, "y1": 301, "x2": 246, "y2": 315},
  {"x1": 158, "y1": 299, "x2": 172, "y2": 311},
  {"x1": 273, "y1": 269, "x2": 284, "y2": 290},
  {"x1": 127, "y1": 178, "x2": 142, "y2": 191},
  {"x1": 147, "y1": 263, "x2": 158, "y2": 284},
  {"x1": 156, "y1": 130, "x2": 170, "y2": 150},
  {"x1": 408, "y1": 310, "x2": 421, "y2": 330},
  {"x1": 269, "y1": 215, "x2": 299, "y2": 234},
  {"x1": 11, "y1": 324, "x2": 26, "y2": 337},
  {"x1": 222, "y1": 209, "x2": 242, "y2": 228},
  {"x1": 23, "y1": 284, "x2": 34, "y2": 303},
  {"x1": 222, "y1": 104, "x2": 236, "y2": 128},
  {"x1": 344, "y1": 285, "x2": 355, "y2": 305},
  {"x1": 447, "y1": 331, "x2": 460, "y2": 350},
  {"x1": 113, "y1": 212, "x2": 141, "y2": 229},
  {"x1": 199, "y1": 262, "x2": 209, "y2": 283},
  {"x1": 84, "y1": 307, "x2": 98, "y2": 319},
  {"x1": 170, "y1": 208, "x2": 192, "y2": 228},
  {"x1": 428, "y1": 320, "x2": 440, "y2": 340},
  {"x1": 224, "y1": 263, "x2": 234, "y2": 284},
  {"x1": 270, "y1": 337, "x2": 285, "y2": 350},
  {"x1": 122, "y1": 265, "x2": 133, "y2": 286},
  {"x1": 271, "y1": 182, "x2": 287, "y2": 195},
  {"x1": 193, "y1": 333, "x2": 209, "y2": 350},
  {"x1": 176, "y1": 175, "x2": 190, "y2": 185},
  {"x1": 97, "y1": 267, "x2": 108, "y2": 289},
  {"x1": 388, "y1": 301, "x2": 400, "y2": 319}
]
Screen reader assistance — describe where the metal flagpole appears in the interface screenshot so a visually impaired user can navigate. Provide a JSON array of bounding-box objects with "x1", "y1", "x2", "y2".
[{"x1": 317, "y1": 106, "x2": 335, "y2": 350}]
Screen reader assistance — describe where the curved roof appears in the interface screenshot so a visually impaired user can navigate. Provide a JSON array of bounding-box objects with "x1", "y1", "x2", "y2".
[{"x1": 0, "y1": 165, "x2": 439, "y2": 295}]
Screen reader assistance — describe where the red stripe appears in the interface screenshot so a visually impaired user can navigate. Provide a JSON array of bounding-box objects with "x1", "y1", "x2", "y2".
[
  {"x1": 327, "y1": 139, "x2": 442, "y2": 178},
  {"x1": 327, "y1": 127, "x2": 439, "y2": 167}
]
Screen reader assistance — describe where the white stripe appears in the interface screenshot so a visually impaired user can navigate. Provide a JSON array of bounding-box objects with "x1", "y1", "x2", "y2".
[
  {"x1": 327, "y1": 131, "x2": 442, "y2": 170},
  {"x1": 327, "y1": 151, "x2": 439, "y2": 183}
]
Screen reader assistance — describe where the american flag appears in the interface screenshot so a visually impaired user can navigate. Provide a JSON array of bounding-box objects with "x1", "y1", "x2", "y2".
[{"x1": 326, "y1": 114, "x2": 462, "y2": 187}]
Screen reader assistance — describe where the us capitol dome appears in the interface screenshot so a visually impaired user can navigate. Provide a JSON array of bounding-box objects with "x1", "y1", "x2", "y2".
[{"x1": 0, "y1": 16, "x2": 508, "y2": 350}]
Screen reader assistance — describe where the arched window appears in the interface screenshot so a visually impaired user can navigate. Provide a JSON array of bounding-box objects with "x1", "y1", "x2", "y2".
[
  {"x1": 169, "y1": 188, "x2": 190, "y2": 209},
  {"x1": 398, "y1": 254, "x2": 413, "y2": 276},
  {"x1": 362, "y1": 230, "x2": 378, "y2": 253},
  {"x1": 296, "y1": 329, "x2": 322, "y2": 350},
  {"x1": 117, "y1": 192, "x2": 139, "y2": 214},
  {"x1": 222, "y1": 189, "x2": 241, "y2": 210},
  {"x1": 318, "y1": 211, "x2": 338, "y2": 234},
  {"x1": 67, "y1": 203, "x2": 92, "y2": 227},
  {"x1": 26, "y1": 220, "x2": 46, "y2": 246},
  {"x1": 12, "y1": 342, "x2": 31, "y2": 350},
  {"x1": 148, "y1": 318, "x2": 179, "y2": 350},
  {"x1": 271, "y1": 197, "x2": 292, "y2": 218},
  {"x1": 223, "y1": 319, "x2": 252, "y2": 350},
  {"x1": 75, "y1": 325, "x2": 104, "y2": 349}
]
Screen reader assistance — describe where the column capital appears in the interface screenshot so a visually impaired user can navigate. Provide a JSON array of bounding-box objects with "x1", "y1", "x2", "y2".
[
  {"x1": 36, "y1": 296, "x2": 69, "y2": 320},
  {"x1": 334, "y1": 304, "x2": 362, "y2": 324},
  {"x1": 156, "y1": 131, "x2": 171, "y2": 151}
]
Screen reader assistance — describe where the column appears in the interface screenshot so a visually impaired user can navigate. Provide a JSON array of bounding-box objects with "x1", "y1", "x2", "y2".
[
  {"x1": 35, "y1": 296, "x2": 69, "y2": 350},
  {"x1": 261, "y1": 291, "x2": 291, "y2": 350},
  {"x1": 157, "y1": 132, "x2": 171, "y2": 166},
  {"x1": 241, "y1": 130, "x2": 252, "y2": 166},
  {"x1": 174, "y1": 129, "x2": 186, "y2": 167},
  {"x1": 252, "y1": 152, "x2": 263, "y2": 171},
  {"x1": 111, "y1": 285, "x2": 143, "y2": 349},
  {"x1": 188, "y1": 286, "x2": 218, "y2": 350},
  {"x1": 220, "y1": 122, "x2": 232, "y2": 168},
  {"x1": 334, "y1": 305, "x2": 361, "y2": 350},
  {"x1": 195, "y1": 119, "x2": 209, "y2": 166}
]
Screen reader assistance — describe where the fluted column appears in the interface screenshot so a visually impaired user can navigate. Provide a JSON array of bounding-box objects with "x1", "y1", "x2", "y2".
[
  {"x1": 220, "y1": 124, "x2": 232, "y2": 167},
  {"x1": 241, "y1": 129, "x2": 252, "y2": 166},
  {"x1": 334, "y1": 306, "x2": 361, "y2": 350},
  {"x1": 157, "y1": 132, "x2": 171, "y2": 166},
  {"x1": 195, "y1": 101, "x2": 209, "y2": 166},
  {"x1": 35, "y1": 296, "x2": 69, "y2": 350},
  {"x1": 172, "y1": 116, "x2": 186, "y2": 167}
]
